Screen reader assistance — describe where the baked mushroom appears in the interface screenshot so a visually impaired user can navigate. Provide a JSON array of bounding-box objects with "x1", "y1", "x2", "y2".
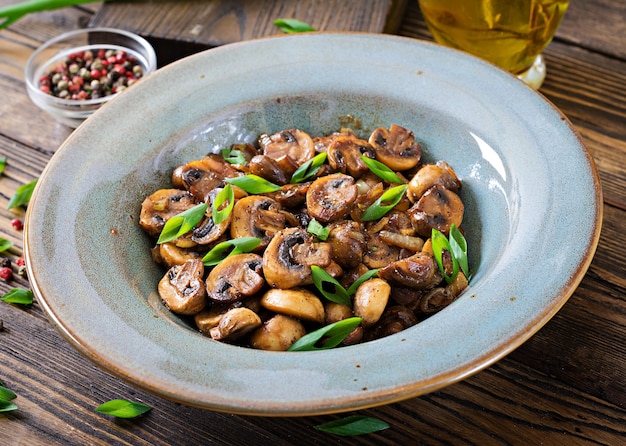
[
  {"x1": 230, "y1": 195, "x2": 286, "y2": 249},
  {"x1": 205, "y1": 253, "x2": 265, "y2": 303},
  {"x1": 368, "y1": 124, "x2": 422, "y2": 171},
  {"x1": 408, "y1": 184, "x2": 464, "y2": 237},
  {"x1": 157, "y1": 259, "x2": 207, "y2": 315},
  {"x1": 249, "y1": 314, "x2": 307, "y2": 351},
  {"x1": 378, "y1": 251, "x2": 442, "y2": 290},
  {"x1": 407, "y1": 161, "x2": 461, "y2": 203},
  {"x1": 306, "y1": 173, "x2": 358, "y2": 223},
  {"x1": 262, "y1": 227, "x2": 332, "y2": 289},
  {"x1": 139, "y1": 189, "x2": 196, "y2": 238},
  {"x1": 259, "y1": 128, "x2": 316, "y2": 172}
]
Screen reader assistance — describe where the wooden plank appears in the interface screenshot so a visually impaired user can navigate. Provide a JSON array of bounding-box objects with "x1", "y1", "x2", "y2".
[{"x1": 89, "y1": 0, "x2": 407, "y2": 66}]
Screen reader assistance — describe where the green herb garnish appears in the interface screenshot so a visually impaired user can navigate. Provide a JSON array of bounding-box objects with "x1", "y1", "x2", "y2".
[
  {"x1": 360, "y1": 155, "x2": 405, "y2": 184},
  {"x1": 431, "y1": 224, "x2": 468, "y2": 284},
  {"x1": 0, "y1": 0, "x2": 100, "y2": 29},
  {"x1": 345, "y1": 269, "x2": 380, "y2": 296},
  {"x1": 95, "y1": 399, "x2": 151, "y2": 419},
  {"x1": 0, "y1": 400, "x2": 18, "y2": 412},
  {"x1": 287, "y1": 317, "x2": 362, "y2": 351},
  {"x1": 307, "y1": 219, "x2": 330, "y2": 241},
  {"x1": 224, "y1": 174, "x2": 281, "y2": 194},
  {"x1": 220, "y1": 148, "x2": 246, "y2": 165},
  {"x1": 157, "y1": 203, "x2": 208, "y2": 244},
  {"x1": 0, "y1": 156, "x2": 6, "y2": 175},
  {"x1": 273, "y1": 18, "x2": 316, "y2": 34},
  {"x1": 0, "y1": 238, "x2": 13, "y2": 253},
  {"x1": 360, "y1": 184, "x2": 407, "y2": 221},
  {"x1": 1, "y1": 288, "x2": 34, "y2": 305},
  {"x1": 315, "y1": 415, "x2": 390, "y2": 436},
  {"x1": 310, "y1": 265, "x2": 351, "y2": 307},
  {"x1": 201, "y1": 237, "x2": 262, "y2": 266},
  {"x1": 7, "y1": 178, "x2": 38, "y2": 210},
  {"x1": 291, "y1": 152, "x2": 327, "y2": 183},
  {"x1": 212, "y1": 184, "x2": 234, "y2": 225},
  {"x1": 0, "y1": 384, "x2": 17, "y2": 402}
]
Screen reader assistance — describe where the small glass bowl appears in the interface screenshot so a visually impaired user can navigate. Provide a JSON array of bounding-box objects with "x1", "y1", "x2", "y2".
[{"x1": 25, "y1": 27, "x2": 157, "y2": 128}]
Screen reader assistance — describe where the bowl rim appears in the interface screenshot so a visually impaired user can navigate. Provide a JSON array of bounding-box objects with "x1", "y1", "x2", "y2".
[
  {"x1": 24, "y1": 32, "x2": 603, "y2": 416},
  {"x1": 24, "y1": 26, "x2": 157, "y2": 107}
]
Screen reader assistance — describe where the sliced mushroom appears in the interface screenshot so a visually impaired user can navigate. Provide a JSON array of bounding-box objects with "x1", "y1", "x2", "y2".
[
  {"x1": 368, "y1": 124, "x2": 422, "y2": 171},
  {"x1": 407, "y1": 161, "x2": 461, "y2": 203},
  {"x1": 249, "y1": 314, "x2": 307, "y2": 351},
  {"x1": 259, "y1": 128, "x2": 316, "y2": 171},
  {"x1": 378, "y1": 251, "x2": 442, "y2": 290},
  {"x1": 230, "y1": 195, "x2": 286, "y2": 249},
  {"x1": 246, "y1": 154, "x2": 291, "y2": 185},
  {"x1": 191, "y1": 188, "x2": 231, "y2": 245},
  {"x1": 306, "y1": 173, "x2": 358, "y2": 223},
  {"x1": 157, "y1": 259, "x2": 207, "y2": 315},
  {"x1": 362, "y1": 233, "x2": 401, "y2": 269},
  {"x1": 327, "y1": 134, "x2": 375, "y2": 178},
  {"x1": 158, "y1": 242, "x2": 201, "y2": 268},
  {"x1": 262, "y1": 227, "x2": 332, "y2": 289},
  {"x1": 139, "y1": 189, "x2": 196, "y2": 238},
  {"x1": 408, "y1": 184, "x2": 464, "y2": 237},
  {"x1": 353, "y1": 278, "x2": 391, "y2": 327},
  {"x1": 364, "y1": 305, "x2": 419, "y2": 341},
  {"x1": 205, "y1": 253, "x2": 265, "y2": 303},
  {"x1": 260, "y1": 288, "x2": 325, "y2": 323},
  {"x1": 419, "y1": 272, "x2": 468, "y2": 314},
  {"x1": 194, "y1": 305, "x2": 230, "y2": 335},
  {"x1": 209, "y1": 307, "x2": 262, "y2": 341},
  {"x1": 327, "y1": 220, "x2": 367, "y2": 269},
  {"x1": 266, "y1": 182, "x2": 311, "y2": 209},
  {"x1": 171, "y1": 154, "x2": 239, "y2": 202}
]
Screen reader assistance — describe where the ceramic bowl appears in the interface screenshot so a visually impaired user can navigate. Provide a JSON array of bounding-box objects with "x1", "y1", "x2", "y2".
[
  {"x1": 24, "y1": 33, "x2": 602, "y2": 416},
  {"x1": 24, "y1": 27, "x2": 157, "y2": 128}
]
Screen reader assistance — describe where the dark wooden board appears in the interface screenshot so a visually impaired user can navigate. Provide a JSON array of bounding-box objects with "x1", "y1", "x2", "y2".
[{"x1": 89, "y1": 0, "x2": 407, "y2": 65}]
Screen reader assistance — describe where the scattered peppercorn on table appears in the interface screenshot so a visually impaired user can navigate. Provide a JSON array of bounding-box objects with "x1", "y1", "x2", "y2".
[{"x1": 1, "y1": 1, "x2": 625, "y2": 444}]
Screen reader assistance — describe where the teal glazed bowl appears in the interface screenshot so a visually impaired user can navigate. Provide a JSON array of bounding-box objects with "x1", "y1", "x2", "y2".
[{"x1": 24, "y1": 33, "x2": 602, "y2": 416}]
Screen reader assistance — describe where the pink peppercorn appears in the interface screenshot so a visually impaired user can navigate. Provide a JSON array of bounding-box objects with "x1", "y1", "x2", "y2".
[
  {"x1": 16, "y1": 258, "x2": 25, "y2": 266},
  {"x1": 11, "y1": 218, "x2": 23, "y2": 231},
  {"x1": 0, "y1": 267, "x2": 13, "y2": 281}
]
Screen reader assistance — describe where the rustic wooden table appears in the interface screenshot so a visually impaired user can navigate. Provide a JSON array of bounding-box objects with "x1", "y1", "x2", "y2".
[{"x1": 1, "y1": 1, "x2": 625, "y2": 445}]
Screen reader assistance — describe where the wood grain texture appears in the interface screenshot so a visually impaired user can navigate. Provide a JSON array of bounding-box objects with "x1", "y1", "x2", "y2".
[{"x1": 0, "y1": 0, "x2": 625, "y2": 445}]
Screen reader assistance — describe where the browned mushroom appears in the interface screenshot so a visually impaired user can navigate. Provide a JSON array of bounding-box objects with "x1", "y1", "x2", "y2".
[
  {"x1": 368, "y1": 124, "x2": 422, "y2": 171},
  {"x1": 327, "y1": 134, "x2": 375, "y2": 178},
  {"x1": 249, "y1": 314, "x2": 307, "y2": 351},
  {"x1": 266, "y1": 182, "x2": 311, "y2": 209},
  {"x1": 353, "y1": 278, "x2": 391, "y2": 327},
  {"x1": 364, "y1": 305, "x2": 419, "y2": 341},
  {"x1": 362, "y1": 233, "x2": 401, "y2": 269},
  {"x1": 327, "y1": 220, "x2": 367, "y2": 269},
  {"x1": 230, "y1": 195, "x2": 286, "y2": 250},
  {"x1": 209, "y1": 307, "x2": 262, "y2": 342},
  {"x1": 407, "y1": 161, "x2": 462, "y2": 203},
  {"x1": 408, "y1": 184, "x2": 464, "y2": 237},
  {"x1": 171, "y1": 154, "x2": 240, "y2": 202},
  {"x1": 378, "y1": 251, "x2": 442, "y2": 289},
  {"x1": 260, "y1": 288, "x2": 325, "y2": 323},
  {"x1": 158, "y1": 242, "x2": 201, "y2": 268},
  {"x1": 262, "y1": 227, "x2": 332, "y2": 289},
  {"x1": 419, "y1": 272, "x2": 468, "y2": 314},
  {"x1": 157, "y1": 259, "x2": 207, "y2": 315},
  {"x1": 246, "y1": 154, "x2": 292, "y2": 185},
  {"x1": 306, "y1": 173, "x2": 358, "y2": 223},
  {"x1": 259, "y1": 128, "x2": 315, "y2": 172},
  {"x1": 205, "y1": 253, "x2": 265, "y2": 303},
  {"x1": 190, "y1": 187, "x2": 232, "y2": 245},
  {"x1": 139, "y1": 188, "x2": 197, "y2": 238}
]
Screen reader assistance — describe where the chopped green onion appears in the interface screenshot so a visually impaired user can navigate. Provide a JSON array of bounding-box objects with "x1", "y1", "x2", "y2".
[
  {"x1": 315, "y1": 415, "x2": 390, "y2": 436},
  {"x1": 0, "y1": 400, "x2": 18, "y2": 412},
  {"x1": 307, "y1": 219, "x2": 330, "y2": 241},
  {"x1": 273, "y1": 18, "x2": 316, "y2": 34},
  {"x1": 201, "y1": 237, "x2": 262, "y2": 266},
  {"x1": 220, "y1": 147, "x2": 246, "y2": 165},
  {"x1": 360, "y1": 155, "x2": 405, "y2": 184},
  {"x1": 0, "y1": 156, "x2": 6, "y2": 175},
  {"x1": 360, "y1": 184, "x2": 407, "y2": 221},
  {"x1": 290, "y1": 152, "x2": 327, "y2": 183},
  {"x1": 212, "y1": 184, "x2": 234, "y2": 225},
  {"x1": 156, "y1": 203, "x2": 208, "y2": 244},
  {"x1": 7, "y1": 178, "x2": 37, "y2": 210},
  {"x1": 1, "y1": 288, "x2": 34, "y2": 305},
  {"x1": 287, "y1": 317, "x2": 362, "y2": 351},
  {"x1": 0, "y1": 238, "x2": 13, "y2": 253},
  {"x1": 346, "y1": 269, "x2": 380, "y2": 296},
  {"x1": 431, "y1": 228, "x2": 460, "y2": 284},
  {"x1": 310, "y1": 265, "x2": 351, "y2": 307},
  {"x1": 95, "y1": 399, "x2": 151, "y2": 419},
  {"x1": 449, "y1": 224, "x2": 469, "y2": 276},
  {"x1": 0, "y1": 384, "x2": 17, "y2": 401},
  {"x1": 0, "y1": 0, "x2": 100, "y2": 30},
  {"x1": 224, "y1": 174, "x2": 281, "y2": 194}
]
